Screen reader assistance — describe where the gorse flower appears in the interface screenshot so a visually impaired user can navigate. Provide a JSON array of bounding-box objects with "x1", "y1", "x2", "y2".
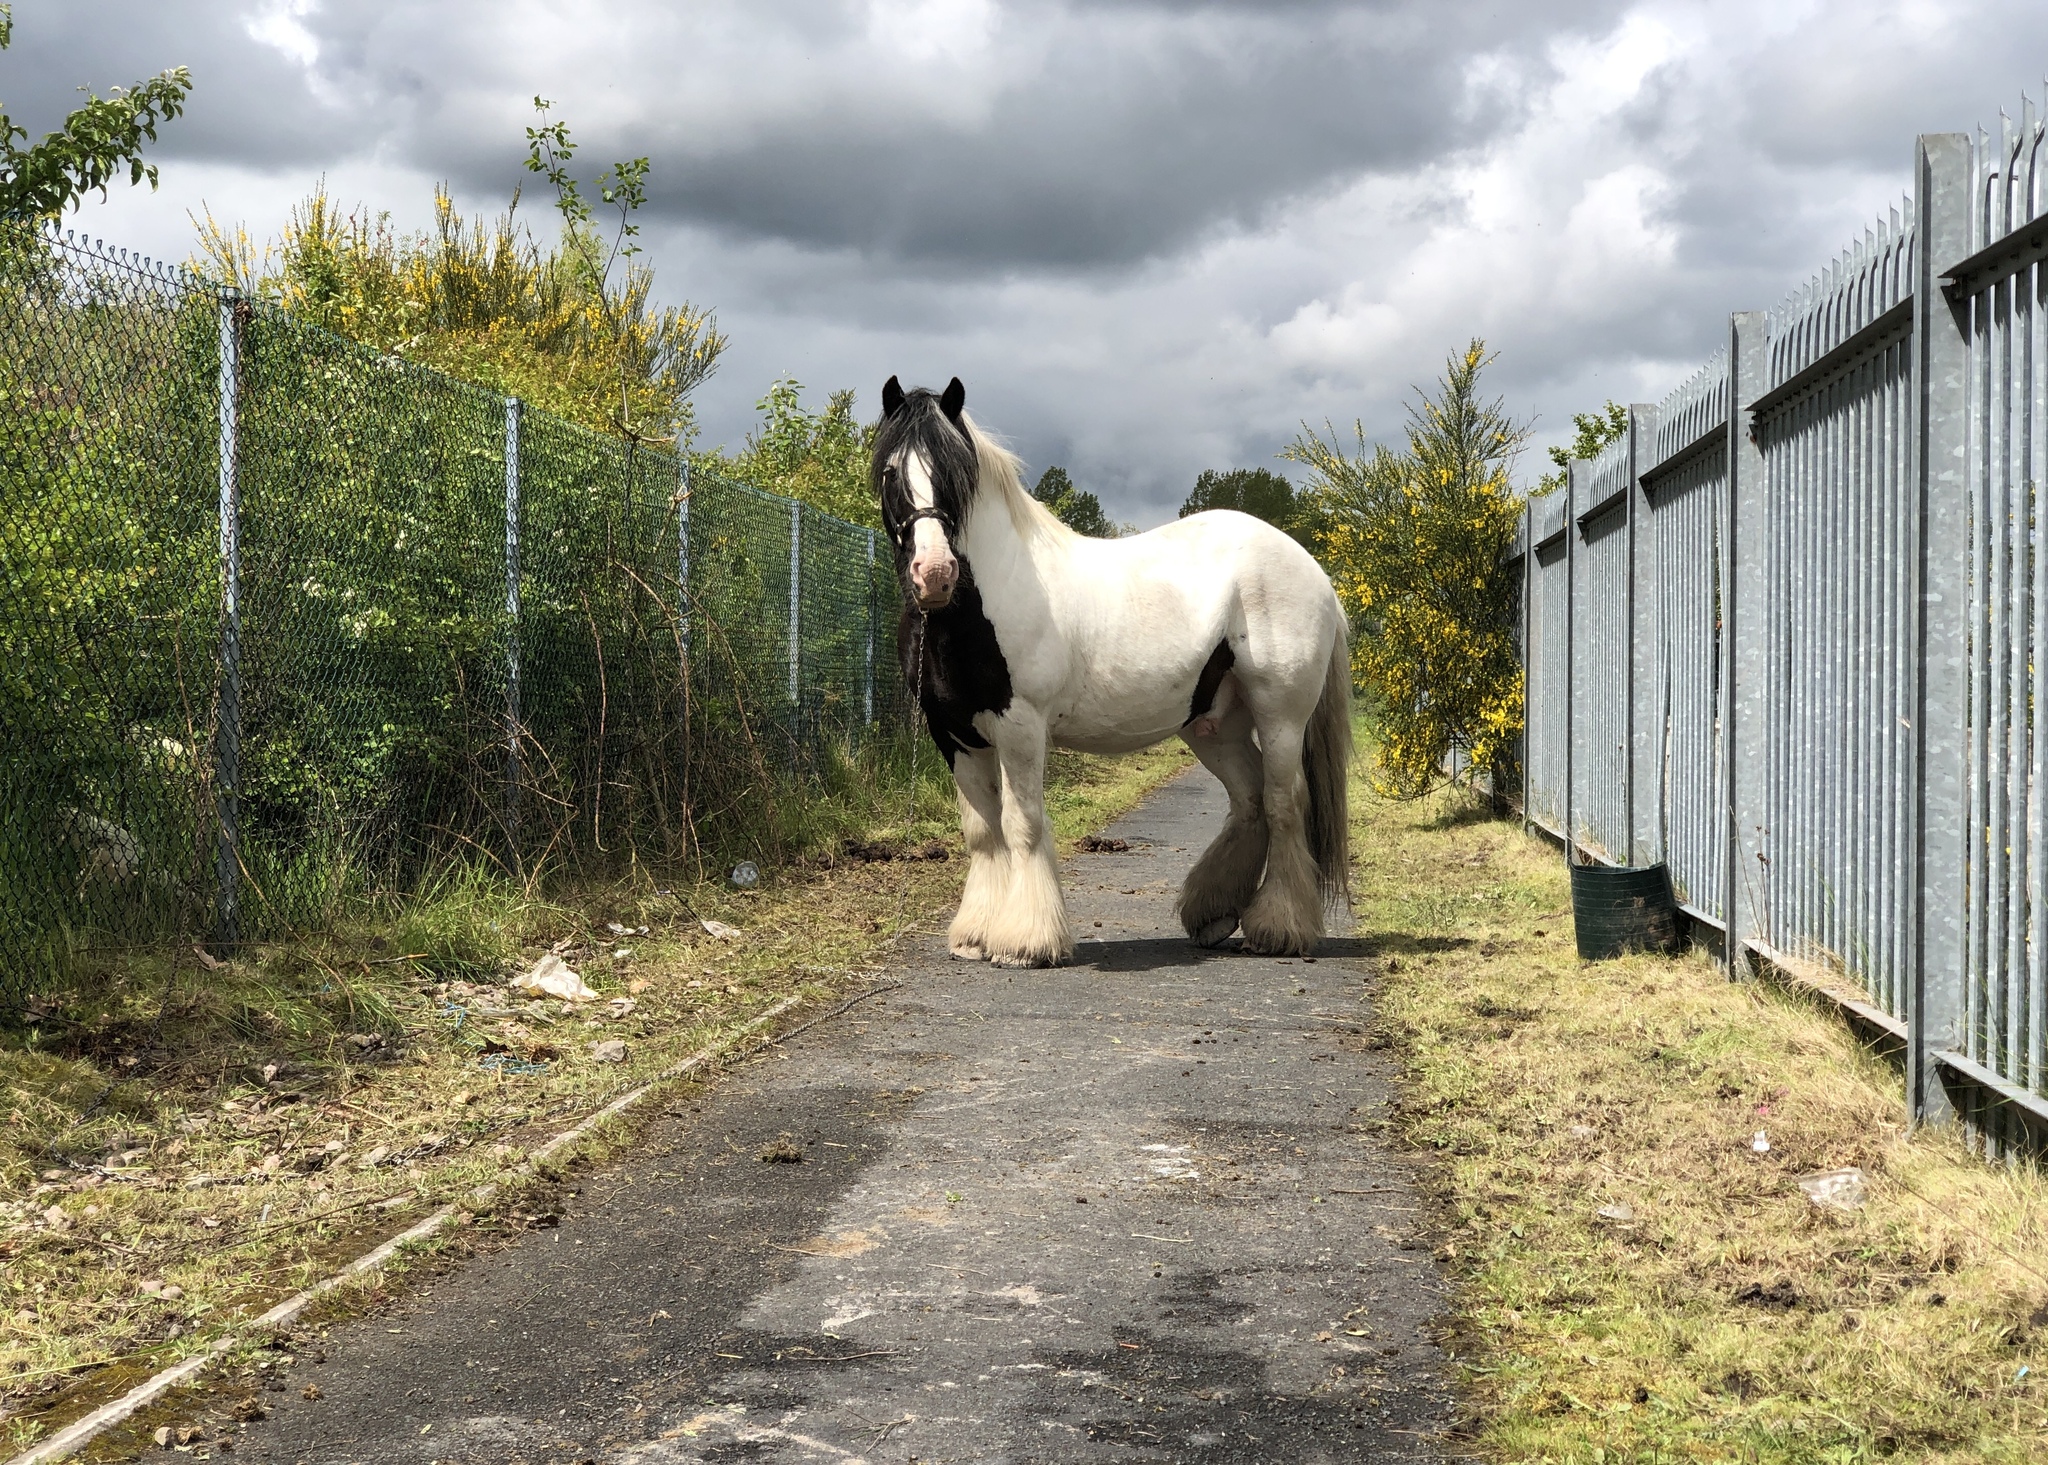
[{"x1": 1285, "y1": 340, "x2": 1526, "y2": 799}]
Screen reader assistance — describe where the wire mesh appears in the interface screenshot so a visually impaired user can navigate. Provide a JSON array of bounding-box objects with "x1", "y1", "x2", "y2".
[{"x1": 0, "y1": 222, "x2": 905, "y2": 1009}]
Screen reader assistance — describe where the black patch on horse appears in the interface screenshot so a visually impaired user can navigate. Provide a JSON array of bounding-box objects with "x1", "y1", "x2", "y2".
[
  {"x1": 1184, "y1": 638, "x2": 1236, "y2": 727},
  {"x1": 876, "y1": 377, "x2": 1012, "y2": 763},
  {"x1": 901, "y1": 571, "x2": 1012, "y2": 765}
]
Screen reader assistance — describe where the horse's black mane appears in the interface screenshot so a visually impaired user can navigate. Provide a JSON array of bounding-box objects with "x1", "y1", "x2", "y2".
[{"x1": 871, "y1": 383, "x2": 978, "y2": 548}]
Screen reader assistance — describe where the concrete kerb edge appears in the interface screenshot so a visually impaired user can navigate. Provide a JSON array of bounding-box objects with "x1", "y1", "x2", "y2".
[{"x1": 5, "y1": 992, "x2": 811, "y2": 1465}]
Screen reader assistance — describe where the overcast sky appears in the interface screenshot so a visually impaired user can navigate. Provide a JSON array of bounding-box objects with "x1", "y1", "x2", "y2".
[{"x1": 14, "y1": 0, "x2": 2048, "y2": 523}]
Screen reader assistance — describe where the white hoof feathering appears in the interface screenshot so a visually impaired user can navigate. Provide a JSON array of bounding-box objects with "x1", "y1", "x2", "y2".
[{"x1": 988, "y1": 949, "x2": 1062, "y2": 969}]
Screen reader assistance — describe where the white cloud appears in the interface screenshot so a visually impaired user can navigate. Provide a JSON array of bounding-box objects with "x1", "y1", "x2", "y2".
[{"x1": 244, "y1": 0, "x2": 321, "y2": 70}]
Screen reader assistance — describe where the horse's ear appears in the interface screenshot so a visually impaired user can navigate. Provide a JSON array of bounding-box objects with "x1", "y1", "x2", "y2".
[
  {"x1": 940, "y1": 376, "x2": 966, "y2": 426},
  {"x1": 882, "y1": 375, "x2": 905, "y2": 418}
]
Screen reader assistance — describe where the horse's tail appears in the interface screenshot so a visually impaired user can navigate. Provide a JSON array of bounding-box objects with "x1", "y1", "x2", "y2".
[{"x1": 1303, "y1": 622, "x2": 1353, "y2": 909}]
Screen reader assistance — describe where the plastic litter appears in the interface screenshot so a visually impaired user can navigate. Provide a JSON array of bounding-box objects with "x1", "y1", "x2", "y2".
[
  {"x1": 509, "y1": 953, "x2": 599, "y2": 1002},
  {"x1": 730, "y1": 861, "x2": 760, "y2": 888},
  {"x1": 1795, "y1": 1167, "x2": 1868, "y2": 1210},
  {"x1": 1594, "y1": 1202, "x2": 1635, "y2": 1223},
  {"x1": 1751, "y1": 1128, "x2": 1771, "y2": 1153},
  {"x1": 700, "y1": 918, "x2": 744, "y2": 941}
]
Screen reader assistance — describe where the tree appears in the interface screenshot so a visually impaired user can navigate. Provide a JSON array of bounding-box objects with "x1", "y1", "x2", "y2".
[
  {"x1": 1178, "y1": 466, "x2": 1317, "y2": 549},
  {"x1": 524, "y1": 99, "x2": 708, "y2": 442},
  {"x1": 191, "y1": 181, "x2": 725, "y2": 447},
  {"x1": 712, "y1": 378, "x2": 878, "y2": 528},
  {"x1": 1286, "y1": 340, "x2": 1526, "y2": 800},
  {"x1": 1535, "y1": 400, "x2": 1627, "y2": 496},
  {"x1": 0, "y1": 6, "x2": 191, "y2": 220},
  {"x1": 1031, "y1": 466, "x2": 1116, "y2": 537}
]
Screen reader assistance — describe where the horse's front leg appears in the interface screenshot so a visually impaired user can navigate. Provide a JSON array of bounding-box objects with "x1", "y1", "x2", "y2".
[
  {"x1": 948, "y1": 747, "x2": 1005, "y2": 961},
  {"x1": 981, "y1": 714, "x2": 1072, "y2": 969}
]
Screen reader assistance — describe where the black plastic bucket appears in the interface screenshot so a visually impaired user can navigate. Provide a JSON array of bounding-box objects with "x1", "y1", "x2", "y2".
[{"x1": 1569, "y1": 861, "x2": 1683, "y2": 961}]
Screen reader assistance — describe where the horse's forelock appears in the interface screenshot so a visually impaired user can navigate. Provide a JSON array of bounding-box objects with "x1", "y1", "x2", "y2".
[{"x1": 873, "y1": 388, "x2": 978, "y2": 531}]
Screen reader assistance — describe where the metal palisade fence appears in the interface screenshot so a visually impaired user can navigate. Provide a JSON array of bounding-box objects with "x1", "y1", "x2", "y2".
[
  {"x1": 0, "y1": 223, "x2": 904, "y2": 1006},
  {"x1": 1519, "y1": 102, "x2": 2048, "y2": 1158}
]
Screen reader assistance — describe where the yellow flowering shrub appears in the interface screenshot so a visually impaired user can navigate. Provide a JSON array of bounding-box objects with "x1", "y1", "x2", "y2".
[{"x1": 1286, "y1": 341, "x2": 1525, "y2": 799}]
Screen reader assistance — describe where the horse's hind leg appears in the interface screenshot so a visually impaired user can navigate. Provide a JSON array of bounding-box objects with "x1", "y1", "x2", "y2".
[
  {"x1": 948, "y1": 747, "x2": 1005, "y2": 961},
  {"x1": 1239, "y1": 718, "x2": 1324, "y2": 955},
  {"x1": 1177, "y1": 718, "x2": 1267, "y2": 947}
]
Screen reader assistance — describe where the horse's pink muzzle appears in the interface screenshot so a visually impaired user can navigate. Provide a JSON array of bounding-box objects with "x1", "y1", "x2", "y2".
[{"x1": 909, "y1": 547, "x2": 958, "y2": 610}]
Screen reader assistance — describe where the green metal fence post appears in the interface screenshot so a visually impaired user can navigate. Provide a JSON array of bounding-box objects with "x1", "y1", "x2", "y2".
[
  {"x1": 213, "y1": 291, "x2": 242, "y2": 949},
  {"x1": 503, "y1": 397, "x2": 523, "y2": 870},
  {"x1": 676, "y1": 457, "x2": 692, "y2": 655},
  {"x1": 865, "y1": 527, "x2": 877, "y2": 729},
  {"x1": 788, "y1": 500, "x2": 802, "y2": 712}
]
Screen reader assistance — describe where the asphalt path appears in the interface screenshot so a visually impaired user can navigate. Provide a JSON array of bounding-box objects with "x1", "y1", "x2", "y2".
[{"x1": 206, "y1": 766, "x2": 1455, "y2": 1464}]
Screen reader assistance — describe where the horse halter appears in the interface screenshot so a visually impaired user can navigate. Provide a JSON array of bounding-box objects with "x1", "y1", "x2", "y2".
[{"x1": 893, "y1": 504, "x2": 955, "y2": 550}]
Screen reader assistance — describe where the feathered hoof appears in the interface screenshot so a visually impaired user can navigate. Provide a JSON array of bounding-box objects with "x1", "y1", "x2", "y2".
[
  {"x1": 949, "y1": 941, "x2": 987, "y2": 961},
  {"x1": 986, "y1": 947, "x2": 1070, "y2": 970},
  {"x1": 1192, "y1": 915, "x2": 1239, "y2": 947},
  {"x1": 1239, "y1": 918, "x2": 1319, "y2": 958}
]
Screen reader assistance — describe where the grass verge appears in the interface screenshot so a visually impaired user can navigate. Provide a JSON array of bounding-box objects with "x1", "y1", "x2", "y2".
[
  {"x1": 0, "y1": 739, "x2": 1192, "y2": 1453},
  {"x1": 1355, "y1": 777, "x2": 2048, "y2": 1463}
]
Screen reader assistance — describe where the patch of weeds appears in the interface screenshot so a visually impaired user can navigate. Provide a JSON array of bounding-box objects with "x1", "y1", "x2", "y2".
[{"x1": 377, "y1": 863, "x2": 532, "y2": 984}]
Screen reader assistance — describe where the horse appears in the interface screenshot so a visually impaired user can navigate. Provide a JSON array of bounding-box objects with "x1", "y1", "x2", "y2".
[{"x1": 874, "y1": 375, "x2": 1352, "y2": 968}]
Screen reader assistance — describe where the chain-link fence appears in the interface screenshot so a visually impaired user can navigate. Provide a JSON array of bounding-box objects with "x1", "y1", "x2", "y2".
[{"x1": 0, "y1": 223, "x2": 906, "y2": 1008}]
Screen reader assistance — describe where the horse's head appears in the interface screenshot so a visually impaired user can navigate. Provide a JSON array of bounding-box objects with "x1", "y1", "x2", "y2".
[{"x1": 874, "y1": 374, "x2": 975, "y2": 611}]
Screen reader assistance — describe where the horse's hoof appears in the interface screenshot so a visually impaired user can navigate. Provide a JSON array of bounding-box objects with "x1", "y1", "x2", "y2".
[
  {"x1": 950, "y1": 942, "x2": 986, "y2": 961},
  {"x1": 987, "y1": 949, "x2": 1069, "y2": 969},
  {"x1": 1242, "y1": 932, "x2": 1315, "y2": 957},
  {"x1": 1193, "y1": 916, "x2": 1239, "y2": 947}
]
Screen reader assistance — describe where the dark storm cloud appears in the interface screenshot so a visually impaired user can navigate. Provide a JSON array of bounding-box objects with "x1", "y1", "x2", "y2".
[
  {"x1": 32, "y1": 0, "x2": 2048, "y2": 523},
  {"x1": 621, "y1": 2, "x2": 1621, "y2": 270},
  {"x1": 1, "y1": 2, "x2": 339, "y2": 167},
  {"x1": 8, "y1": 0, "x2": 1636, "y2": 272}
]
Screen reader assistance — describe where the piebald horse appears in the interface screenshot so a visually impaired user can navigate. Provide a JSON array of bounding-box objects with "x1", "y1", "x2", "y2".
[{"x1": 876, "y1": 376, "x2": 1351, "y2": 967}]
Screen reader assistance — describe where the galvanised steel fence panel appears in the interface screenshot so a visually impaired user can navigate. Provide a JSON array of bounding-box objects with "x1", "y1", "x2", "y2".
[
  {"x1": 1946, "y1": 105, "x2": 2048, "y2": 1157},
  {"x1": 1524, "y1": 95, "x2": 2048, "y2": 1151},
  {"x1": 1569, "y1": 444, "x2": 1632, "y2": 860},
  {"x1": 1523, "y1": 492, "x2": 1570, "y2": 837},
  {"x1": 0, "y1": 223, "x2": 905, "y2": 1009},
  {"x1": 1643, "y1": 356, "x2": 1729, "y2": 925},
  {"x1": 1750, "y1": 217, "x2": 1916, "y2": 1025}
]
